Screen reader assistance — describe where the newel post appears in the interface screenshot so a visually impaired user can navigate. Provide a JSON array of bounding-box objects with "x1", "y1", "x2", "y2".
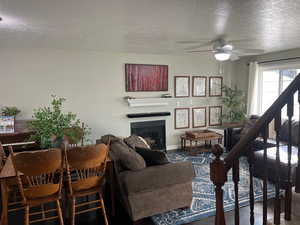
[{"x1": 210, "y1": 145, "x2": 227, "y2": 225}]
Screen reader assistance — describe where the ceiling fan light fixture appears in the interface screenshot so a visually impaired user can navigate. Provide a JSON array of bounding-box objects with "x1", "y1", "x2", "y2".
[{"x1": 214, "y1": 52, "x2": 231, "y2": 61}]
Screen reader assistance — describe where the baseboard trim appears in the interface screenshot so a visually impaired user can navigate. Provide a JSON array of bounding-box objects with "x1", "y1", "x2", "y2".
[{"x1": 166, "y1": 145, "x2": 180, "y2": 151}]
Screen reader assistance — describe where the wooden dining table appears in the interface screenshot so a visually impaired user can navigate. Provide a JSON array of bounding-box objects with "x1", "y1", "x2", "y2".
[{"x1": 0, "y1": 153, "x2": 116, "y2": 225}]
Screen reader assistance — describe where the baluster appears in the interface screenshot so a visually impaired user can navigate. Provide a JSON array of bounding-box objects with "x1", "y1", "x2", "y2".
[
  {"x1": 295, "y1": 88, "x2": 300, "y2": 193},
  {"x1": 210, "y1": 145, "x2": 227, "y2": 225},
  {"x1": 232, "y1": 160, "x2": 239, "y2": 225},
  {"x1": 285, "y1": 96, "x2": 294, "y2": 220},
  {"x1": 262, "y1": 124, "x2": 269, "y2": 225},
  {"x1": 274, "y1": 112, "x2": 282, "y2": 225},
  {"x1": 247, "y1": 143, "x2": 255, "y2": 225}
]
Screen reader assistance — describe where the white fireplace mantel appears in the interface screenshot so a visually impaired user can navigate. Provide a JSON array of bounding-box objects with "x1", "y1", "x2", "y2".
[{"x1": 126, "y1": 98, "x2": 172, "y2": 107}]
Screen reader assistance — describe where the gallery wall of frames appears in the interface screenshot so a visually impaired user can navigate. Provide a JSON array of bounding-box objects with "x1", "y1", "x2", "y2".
[{"x1": 174, "y1": 75, "x2": 223, "y2": 129}]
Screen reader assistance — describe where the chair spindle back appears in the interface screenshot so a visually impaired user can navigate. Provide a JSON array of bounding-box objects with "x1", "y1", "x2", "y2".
[
  {"x1": 10, "y1": 148, "x2": 63, "y2": 202},
  {"x1": 65, "y1": 144, "x2": 109, "y2": 195}
]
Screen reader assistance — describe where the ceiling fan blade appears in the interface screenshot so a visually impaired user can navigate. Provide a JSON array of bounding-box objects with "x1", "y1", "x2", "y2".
[
  {"x1": 186, "y1": 49, "x2": 214, "y2": 53},
  {"x1": 176, "y1": 38, "x2": 213, "y2": 44},
  {"x1": 177, "y1": 40, "x2": 208, "y2": 44},
  {"x1": 227, "y1": 38, "x2": 254, "y2": 44},
  {"x1": 230, "y1": 53, "x2": 240, "y2": 61},
  {"x1": 184, "y1": 42, "x2": 214, "y2": 51},
  {"x1": 233, "y1": 49, "x2": 264, "y2": 55}
]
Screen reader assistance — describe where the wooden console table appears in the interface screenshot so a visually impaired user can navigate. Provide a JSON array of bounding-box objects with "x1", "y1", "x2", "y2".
[
  {"x1": 0, "y1": 120, "x2": 36, "y2": 151},
  {"x1": 181, "y1": 132, "x2": 223, "y2": 154}
]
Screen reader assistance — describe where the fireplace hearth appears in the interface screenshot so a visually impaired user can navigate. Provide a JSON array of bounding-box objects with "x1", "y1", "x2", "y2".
[{"x1": 130, "y1": 120, "x2": 166, "y2": 151}]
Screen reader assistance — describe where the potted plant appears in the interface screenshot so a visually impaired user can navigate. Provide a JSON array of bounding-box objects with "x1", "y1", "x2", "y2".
[
  {"x1": 1, "y1": 106, "x2": 21, "y2": 119},
  {"x1": 220, "y1": 85, "x2": 247, "y2": 125},
  {"x1": 28, "y1": 95, "x2": 90, "y2": 149}
]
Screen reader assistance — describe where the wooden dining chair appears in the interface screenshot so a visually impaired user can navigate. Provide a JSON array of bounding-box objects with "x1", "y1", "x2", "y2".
[
  {"x1": 9, "y1": 148, "x2": 64, "y2": 225},
  {"x1": 0, "y1": 142, "x2": 7, "y2": 167},
  {"x1": 65, "y1": 144, "x2": 109, "y2": 225},
  {"x1": 0, "y1": 143, "x2": 25, "y2": 215}
]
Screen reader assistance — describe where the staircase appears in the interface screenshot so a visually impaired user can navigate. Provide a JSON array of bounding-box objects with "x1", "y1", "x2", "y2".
[{"x1": 210, "y1": 73, "x2": 300, "y2": 225}]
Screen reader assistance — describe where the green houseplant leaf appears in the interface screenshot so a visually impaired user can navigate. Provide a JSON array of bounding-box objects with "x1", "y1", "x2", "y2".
[
  {"x1": 220, "y1": 85, "x2": 247, "y2": 124},
  {"x1": 28, "y1": 95, "x2": 90, "y2": 149},
  {"x1": 1, "y1": 106, "x2": 21, "y2": 118}
]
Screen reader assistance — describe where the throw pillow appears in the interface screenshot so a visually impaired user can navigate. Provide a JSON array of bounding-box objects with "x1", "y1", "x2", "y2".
[
  {"x1": 98, "y1": 134, "x2": 122, "y2": 145},
  {"x1": 110, "y1": 140, "x2": 146, "y2": 171},
  {"x1": 279, "y1": 120, "x2": 299, "y2": 146},
  {"x1": 137, "y1": 136, "x2": 151, "y2": 149},
  {"x1": 135, "y1": 147, "x2": 169, "y2": 166},
  {"x1": 124, "y1": 135, "x2": 151, "y2": 149}
]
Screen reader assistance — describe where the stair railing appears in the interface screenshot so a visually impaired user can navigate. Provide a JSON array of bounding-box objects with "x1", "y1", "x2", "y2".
[{"x1": 210, "y1": 73, "x2": 300, "y2": 225}]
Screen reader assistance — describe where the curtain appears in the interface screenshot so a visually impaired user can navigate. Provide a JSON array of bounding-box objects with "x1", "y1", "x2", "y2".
[{"x1": 247, "y1": 62, "x2": 259, "y2": 115}]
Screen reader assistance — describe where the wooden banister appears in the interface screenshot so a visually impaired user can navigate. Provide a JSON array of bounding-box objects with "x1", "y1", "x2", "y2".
[
  {"x1": 211, "y1": 73, "x2": 300, "y2": 225},
  {"x1": 224, "y1": 73, "x2": 300, "y2": 170}
]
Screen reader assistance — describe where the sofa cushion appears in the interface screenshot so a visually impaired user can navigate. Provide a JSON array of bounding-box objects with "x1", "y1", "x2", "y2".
[
  {"x1": 97, "y1": 134, "x2": 122, "y2": 145},
  {"x1": 119, "y1": 161, "x2": 194, "y2": 195},
  {"x1": 135, "y1": 147, "x2": 169, "y2": 166},
  {"x1": 232, "y1": 134, "x2": 275, "y2": 151},
  {"x1": 124, "y1": 135, "x2": 151, "y2": 149},
  {"x1": 127, "y1": 182, "x2": 192, "y2": 221},
  {"x1": 279, "y1": 120, "x2": 299, "y2": 146},
  {"x1": 110, "y1": 140, "x2": 146, "y2": 171},
  {"x1": 253, "y1": 145, "x2": 298, "y2": 187}
]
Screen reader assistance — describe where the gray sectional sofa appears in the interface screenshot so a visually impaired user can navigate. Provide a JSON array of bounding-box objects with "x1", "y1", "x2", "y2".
[{"x1": 97, "y1": 135, "x2": 195, "y2": 222}]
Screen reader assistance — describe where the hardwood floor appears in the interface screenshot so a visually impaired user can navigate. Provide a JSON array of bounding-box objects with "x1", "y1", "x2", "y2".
[
  {"x1": 108, "y1": 192, "x2": 300, "y2": 225},
  {"x1": 5, "y1": 189, "x2": 300, "y2": 225}
]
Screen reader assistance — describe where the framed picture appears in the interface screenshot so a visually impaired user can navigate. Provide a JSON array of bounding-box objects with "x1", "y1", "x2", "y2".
[
  {"x1": 192, "y1": 107, "x2": 206, "y2": 128},
  {"x1": 209, "y1": 76, "x2": 223, "y2": 97},
  {"x1": 175, "y1": 108, "x2": 190, "y2": 129},
  {"x1": 174, "y1": 76, "x2": 190, "y2": 98},
  {"x1": 209, "y1": 106, "x2": 222, "y2": 126},
  {"x1": 192, "y1": 76, "x2": 206, "y2": 97},
  {"x1": 125, "y1": 64, "x2": 168, "y2": 92}
]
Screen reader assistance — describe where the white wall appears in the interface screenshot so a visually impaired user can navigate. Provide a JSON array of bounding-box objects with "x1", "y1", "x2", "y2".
[{"x1": 0, "y1": 48, "x2": 232, "y2": 148}]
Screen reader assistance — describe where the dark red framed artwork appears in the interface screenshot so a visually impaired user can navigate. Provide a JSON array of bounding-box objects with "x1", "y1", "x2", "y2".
[{"x1": 125, "y1": 64, "x2": 168, "y2": 92}]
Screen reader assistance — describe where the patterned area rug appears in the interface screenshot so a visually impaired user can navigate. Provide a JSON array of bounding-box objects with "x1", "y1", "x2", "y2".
[{"x1": 151, "y1": 151, "x2": 276, "y2": 225}]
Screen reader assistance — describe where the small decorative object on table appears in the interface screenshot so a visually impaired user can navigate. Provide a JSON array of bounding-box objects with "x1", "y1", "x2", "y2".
[
  {"x1": 0, "y1": 116, "x2": 15, "y2": 133},
  {"x1": 1, "y1": 106, "x2": 21, "y2": 119},
  {"x1": 181, "y1": 130, "x2": 223, "y2": 154},
  {"x1": 161, "y1": 93, "x2": 172, "y2": 98}
]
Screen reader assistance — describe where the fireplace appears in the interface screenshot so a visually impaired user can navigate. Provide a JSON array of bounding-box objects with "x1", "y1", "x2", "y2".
[{"x1": 130, "y1": 120, "x2": 166, "y2": 151}]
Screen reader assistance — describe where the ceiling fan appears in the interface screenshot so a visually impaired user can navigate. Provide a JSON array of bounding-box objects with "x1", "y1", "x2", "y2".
[{"x1": 179, "y1": 37, "x2": 264, "y2": 61}]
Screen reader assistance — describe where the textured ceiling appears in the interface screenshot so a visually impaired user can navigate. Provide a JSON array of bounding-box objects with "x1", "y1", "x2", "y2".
[{"x1": 1, "y1": 0, "x2": 300, "y2": 54}]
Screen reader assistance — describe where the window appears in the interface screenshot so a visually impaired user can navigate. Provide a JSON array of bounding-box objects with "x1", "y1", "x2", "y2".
[{"x1": 260, "y1": 68, "x2": 300, "y2": 119}]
